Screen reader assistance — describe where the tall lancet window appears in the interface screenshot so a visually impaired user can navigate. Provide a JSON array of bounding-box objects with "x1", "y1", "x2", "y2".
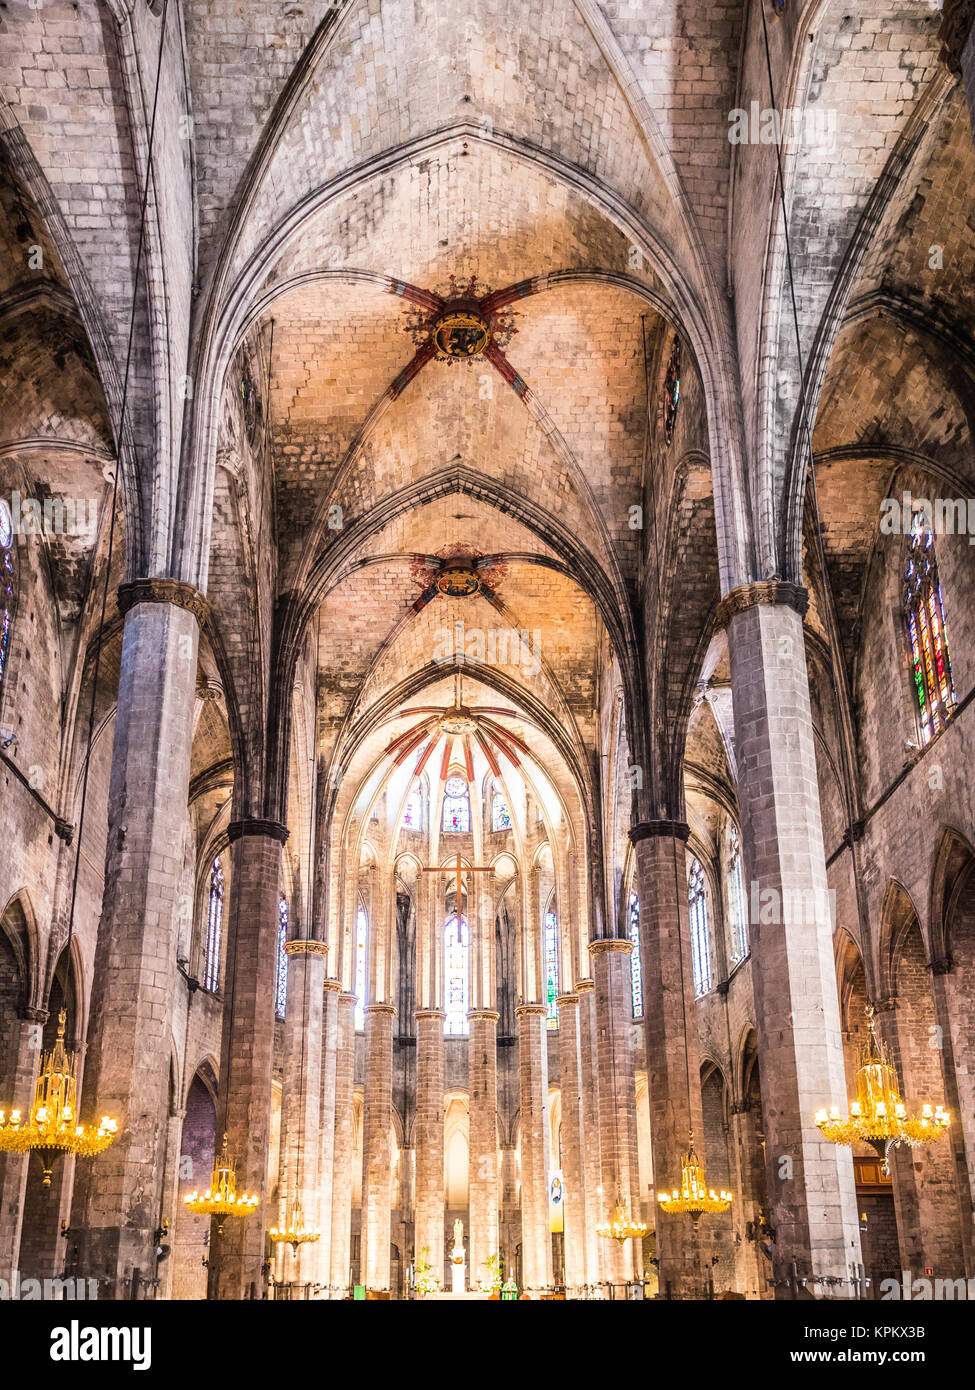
[
  {"x1": 444, "y1": 914, "x2": 470, "y2": 1036},
  {"x1": 491, "y1": 781, "x2": 511, "y2": 832},
  {"x1": 905, "y1": 511, "x2": 955, "y2": 744},
  {"x1": 354, "y1": 905, "x2": 367, "y2": 1031},
  {"x1": 0, "y1": 499, "x2": 14, "y2": 694},
  {"x1": 442, "y1": 775, "x2": 470, "y2": 833},
  {"x1": 203, "y1": 856, "x2": 224, "y2": 993},
  {"x1": 402, "y1": 787, "x2": 423, "y2": 830},
  {"x1": 728, "y1": 826, "x2": 748, "y2": 965},
  {"x1": 628, "y1": 892, "x2": 643, "y2": 1019},
  {"x1": 544, "y1": 908, "x2": 560, "y2": 1029},
  {"x1": 275, "y1": 898, "x2": 289, "y2": 1020},
  {"x1": 688, "y1": 858, "x2": 712, "y2": 997}
]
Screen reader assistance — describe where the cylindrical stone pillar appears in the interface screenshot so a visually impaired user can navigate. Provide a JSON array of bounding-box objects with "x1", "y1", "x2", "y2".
[
  {"x1": 277, "y1": 939, "x2": 328, "y2": 1283},
  {"x1": 724, "y1": 584, "x2": 861, "y2": 1293},
  {"x1": 516, "y1": 1002, "x2": 552, "y2": 1294},
  {"x1": 630, "y1": 821, "x2": 707, "y2": 1297},
  {"x1": 590, "y1": 940, "x2": 641, "y2": 1286},
  {"x1": 72, "y1": 580, "x2": 206, "y2": 1297},
  {"x1": 316, "y1": 979, "x2": 341, "y2": 1286},
  {"x1": 468, "y1": 1007, "x2": 500, "y2": 1287},
  {"x1": 414, "y1": 1008, "x2": 445, "y2": 1285},
  {"x1": 207, "y1": 817, "x2": 289, "y2": 1300},
  {"x1": 360, "y1": 1001, "x2": 396, "y2": 1292},
  {"x1": 328, "y1": 992, "x2": 357, "y2": 1294},
  {"x1": 555, "y1": 992, "x2": 587, "y2": 1292},
  {"x1": 575, "y1": 978, "x2": 602, "y2": 1285},
  {"x1": 0, "y1": 1009, "x2": 46, "y2": 1282}
]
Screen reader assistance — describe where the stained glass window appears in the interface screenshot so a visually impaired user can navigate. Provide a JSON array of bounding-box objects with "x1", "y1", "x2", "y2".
[
  {"x1": 728, "y1": 827, "x2": 748, "y2": 964},
  {"x1": 663, "y1": 339, "x2": 681, "y2": 445},
  {"x1": 203, "y1": 856, "x2": 224, "y2": 993},
  {"x1": 628, "y1": 892, "x2": 643, "y2": 1018},
  {"x1": 491, "y1": 783, "x2": 511, "y2": 832},
  {"x1": 354, "y1": 906, "x2": 367, "y2": 1030},
  {"x1": 688, "y1": 858, "x2": 712, "y2": 996},
  {"x1": 0, "y1": 499, "x2": 13, "y2": 694},
  {"x1": 545, "y1": 909, "x2": 559, "y2": 1029},
  {"x1": 275, "y1": 898, "x2": 289, "y2": 1020},
  {"x1": 444, "y1": 915, "x2": 470, "y2": 1036},
  {"x1": 905, "y1": 512, "x2": 955, "y2": 745},
  {"x1": 442, "y1": 774, "x2": 470, "y2": 833},
  {"x1": 402, "y1": 788, "x2": 422, "y2": 830}
]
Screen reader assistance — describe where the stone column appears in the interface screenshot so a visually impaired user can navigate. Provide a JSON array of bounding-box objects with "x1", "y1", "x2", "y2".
[
  {"x1": 630, "y1": 820, "x2": 707, "y2": 1297},
  {"x1": 555, "y1": 992, "x2": 588, "y2": 1291},
  {"x1": 589, "y1": 940, "x2": 641, "y2": 1285},
  {"x1": 468, "y1": 1008, "x2": 500, "y2": 1287},
  {"x1": 157, "y1": 1104, "x2": 186, "y2": 1300},
  {"x1": 207, "y1": 817, "x2": 289, "y2": 1300},
  {"x1": 316, "y1": 979, "x2": 340, "y2": 1286},
  {"x1": 414, "y1": 1008, "x2": 446, "y2": 1284},
  {"x1": 277, "y1": 940, "x2": 328, "y2": 1283},
  {"x1": 0, "y1": 1009, "x2": 46, "y2": 1283},
  {"x1": 72, "y1": 580, "x2": 205, "y2": 1297},
  {"x1": 723, "y1": 584, "x2": 861, "y2": 1293},
  {"x1": 575, "y1": 978, "x2": 602, "y2": 1285},
  {"x1": 360, "y1": 1001, "x2": 395, "y2": 1292},
  {"x1": 516, "y1": 1002, "x2": 552, "y2": 1294},
  {"x1": 328, "y1": 992, "x2": 356, "y2": 1294}
]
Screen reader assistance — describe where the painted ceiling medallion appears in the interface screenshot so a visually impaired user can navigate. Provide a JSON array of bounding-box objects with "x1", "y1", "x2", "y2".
[
  {"x1": 433, "y1": 308, "x2": 490, "y2": 359},
  {"x1": 404, "y1": 274, "x2": 517, "y2": 360},
  {"x1": 436, "y1": 555, "x2": 482, "y2": 597},
  {"x1": 440, "y1": 709, "x2": 479, "y2": 736}
]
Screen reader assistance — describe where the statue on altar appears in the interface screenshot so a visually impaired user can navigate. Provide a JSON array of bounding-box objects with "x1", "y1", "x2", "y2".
[{"x1": 450, "y1": 1218, "x2": 466, "y2": 1293}]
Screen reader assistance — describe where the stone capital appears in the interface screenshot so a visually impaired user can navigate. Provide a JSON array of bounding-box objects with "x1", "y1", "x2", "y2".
[
  {"x1": 338, "y1": 992, "x2": 358, "y2": 1008},
  {"x1": 283, "y1": 939, "x2": 329, "y2": 958},
  {"x1": 364, "y1": 1002, "x2": 397, "y2": 1018},
  {"x1": 588, "y1": 937, "x2": 634, "y2": 957},
  {"x1": 940, "y1": 0, "x2": 975, "y2": 71},
  {"x1": 714, "y1": 580, "x2": 808, "y2": 629},
  {"x1": 555, "y1": 992, "x2": 579, "y2": 1008},
  {"x1": 117, "y1": 577, "x2": 210, "y2": 627},
  {"x1": 54, "y1": 816, "x2": 74, "y2": 845},
  {"x1": 466, "y1": 1008, "x2": 500, "y2": 1023},
  {"x1": 869, "y1": 995, "x2": 898, "y2": 1014},
  {"x1": 323, "y1": 978, "x2": 342, "y2": 994},
  {"x1": 227, "y1": 817, "x2": 290, "y2": 845},
  {"x1": 20, "y1": 1005, "x2": 48, "y2": 1025},
  {"x1": 629, "y1": 819, "x2": 690, "y2": 845},
  {"x1": 414, "y1": 1008, "x2": 446, "y2": 1022},
  {"x1": 573, "y1": 977, "x2": 595, "y2": 994},
  {"x1": 515, "y1": 1003, "x2": 548, "y2": 1018},
  {"x1": 929, "y1": 955, "x2": 954, "y2": 976}
]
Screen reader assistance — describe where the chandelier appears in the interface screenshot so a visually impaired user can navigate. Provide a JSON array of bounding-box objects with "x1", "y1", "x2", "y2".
[
  {"x1": 597, "y1": 1189, "x2": 648, "y2": 1245},
  {"x1": 0, "y1": 1010, "x2": 118, "y2": 1186},
  {"x1": 815, "y1": 1007, "x2": 949, "y2": 1162},
  {"x1": 269, "y1": 1198, "x2": 320, "y2": 1256},
  {"x1": 183, "y1": 1133, "x2": 259, "y2": 1233},
  {"x1": 658, "y1": 1134, "x2": 733, "y2": 1228}
]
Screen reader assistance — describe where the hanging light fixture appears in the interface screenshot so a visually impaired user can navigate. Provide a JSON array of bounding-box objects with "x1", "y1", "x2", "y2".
[
  {"x1": 0, "y1": 1011, "x2": 118, "y2": 1185},
  {"x1": 269, "y1": 1197, "x2": 320, "y2": 1256},
  {"x1": 183, "y1": 1133, "x2": 259, "y2": 1234},
  {"x1": 658, "y1": 1132, "x2": 733, "y2": 1228},
  {"x1": 815, "y1": 1006, "x2": 949, "y2": 1164},
  {"x1": 597, "y1": 1188, "x2": 649, "y2": 1245}
]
